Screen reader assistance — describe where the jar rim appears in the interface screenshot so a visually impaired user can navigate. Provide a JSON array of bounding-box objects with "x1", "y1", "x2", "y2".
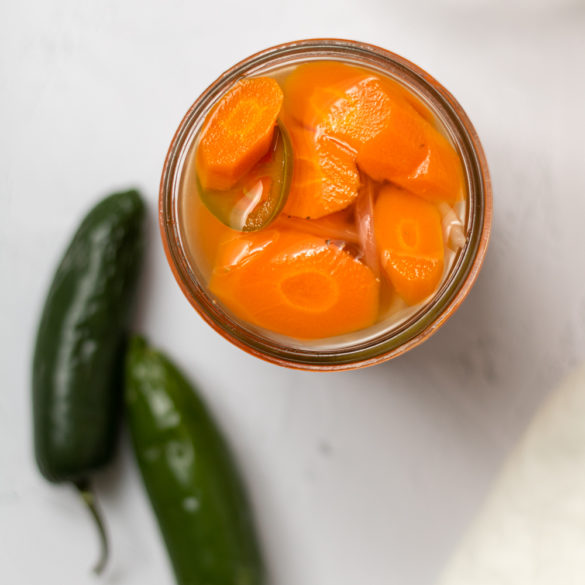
[{"x1": 159, "y1": 38, "x2": 492, "y2": 371}]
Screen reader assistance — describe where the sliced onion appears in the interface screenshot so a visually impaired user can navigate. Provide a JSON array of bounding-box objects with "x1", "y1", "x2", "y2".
[
  {"x1": 438, "y1": 202, "x2": 466, "y2": 251},
  {"x1": 274, "y1": 214, "x2": 360, "y2": 244},
  {"x1": 355, "y1": 176, "x2": 380, "y2": 277}
]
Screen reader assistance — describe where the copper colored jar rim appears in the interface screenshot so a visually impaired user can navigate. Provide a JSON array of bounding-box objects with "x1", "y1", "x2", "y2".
[{"x1": 159, "y1": 38, "x2": 493, "y2": 371}]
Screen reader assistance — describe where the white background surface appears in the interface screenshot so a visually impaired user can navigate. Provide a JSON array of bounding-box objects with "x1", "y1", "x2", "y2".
[{"x1": 2, "y1": 1, "x2": 585, "y2": 584}]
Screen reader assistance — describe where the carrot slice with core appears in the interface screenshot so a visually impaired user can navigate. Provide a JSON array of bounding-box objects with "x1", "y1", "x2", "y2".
[
  {"x1": 284, "y1": 61, "x2": 433, "y2": 138},
  {"x1": 209, "y1": 230, "x2": 379, "y2": 339},
  {"x1": 374, "y1": 186, "x2": 445, "y2": 305},
  {"x1": 282, "y1": 123, "x2": 360, "y2": 219},
  {"x1": 283, "y1": 62, "x2": 368, "y2": 129},
  {"x1": 285, "y1": 64, "x2": 401, "y2": 152},
  {"x1": 358, "y1": 121, "x2": 464, "y2": 206},
  {"x1": 197, "y1": 77, "x2": 284, "y2": 190},
  {"x1": 311, "y1": 76, "x2": 398, "y2": 150}
]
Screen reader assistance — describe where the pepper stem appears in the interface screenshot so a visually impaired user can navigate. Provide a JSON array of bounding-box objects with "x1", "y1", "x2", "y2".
[{"x1": 74, "y1": 479, "x2": 109, "y2": 575}]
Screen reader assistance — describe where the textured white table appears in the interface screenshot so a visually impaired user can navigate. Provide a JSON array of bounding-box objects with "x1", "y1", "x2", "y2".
[{"x1": 2, "y1": 1, "x2": 584, "y2": 584}]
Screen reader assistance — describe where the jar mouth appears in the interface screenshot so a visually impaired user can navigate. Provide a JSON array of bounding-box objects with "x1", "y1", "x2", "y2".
[{"x1": 160, "y1": 38, "x2": 492, "y2": 371}]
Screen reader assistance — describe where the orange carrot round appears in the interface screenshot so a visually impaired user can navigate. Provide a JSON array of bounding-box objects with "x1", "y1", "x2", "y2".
[
  {"x1": 391, "y1": 124, "x2": 464, "y2": 205},
  {"x1": 282, "y1": 123, "x2": 359, "y2": 219},
  {"x1": 377, "y1": 77, "x2": 436, "y2": 125},
  {"x1": 283, "y1": 61, "x2": 367, "y2": 128},
  {"x1": 374, "y1": 186, "x2": 444, "y2": 305},
  {"x1": 285, "y1": 63, "x2": 398, "y2": 151},
  {"x1": 358, "y1": 119, "x2": 463, "y2": 206},
  {"x1": 283, "y1": 61, "x2": 436, "y2": 148},
  {"x1": 209, "y1": 230, "x2": 379, "y2": 339},
  {"x1": 355, "y1": 101, "x2": 428, "y2": 181},
  {"x1": 196, "y1": 77, "x2": 284, "y2": 191}
]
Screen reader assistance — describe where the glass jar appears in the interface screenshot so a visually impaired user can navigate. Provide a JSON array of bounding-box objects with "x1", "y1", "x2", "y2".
[{"x1": 159, "y1": 38, "x2": 492, "y2": 371}]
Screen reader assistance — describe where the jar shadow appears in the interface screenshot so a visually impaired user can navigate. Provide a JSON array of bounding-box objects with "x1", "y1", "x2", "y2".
[{"x1": 330, "y1": 241, "x2": 569, "y2": 583}]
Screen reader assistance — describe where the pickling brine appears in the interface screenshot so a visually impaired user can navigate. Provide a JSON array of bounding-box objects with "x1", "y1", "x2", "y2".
[{"x1": 180, "y1": 61, "x2": 467, "y2": 341}]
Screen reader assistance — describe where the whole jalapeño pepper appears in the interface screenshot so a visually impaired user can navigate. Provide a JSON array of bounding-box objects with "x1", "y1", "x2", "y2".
[
  {"x1": 125, "y1": 336, "x2": 265, "y2": 585},
  {"x1": 32, "y1": 190, "x2": 145, "y2": 573}
]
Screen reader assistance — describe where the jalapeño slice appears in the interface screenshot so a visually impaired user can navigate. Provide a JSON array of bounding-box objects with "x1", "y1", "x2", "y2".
[{"x1": 197, "y1": 121, "x2": 292, "y2": 232}]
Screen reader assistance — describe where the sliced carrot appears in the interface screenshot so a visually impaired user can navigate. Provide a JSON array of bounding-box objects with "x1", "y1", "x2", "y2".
[
  {"x1": 209, "y1": 230, "x2": 379, "y2": 339},
  {"x1": 377, "y1": 77, "x2": 436, "y2": 125},
  {"x1": 283, "y1": 61, "x2": 436, "y2": 147},
  {"x1": 282, "y1": 123, "x2": 360, "y2": 219},
  {"x1": 196, "y1": 77, "x2": 284, "y2": 190},
  {"x1": 283, "y1": 61, "x2": 368, "y2": 128},
  {"x1": 285, "y1": 64, "x2": 396, "y2": 151},
  {"x1": 374, "y1": 186, "x2": 444, "y2": 305},
  {"x1": 213, "y1": 228, "x2": 277, "y2": 272},
  {"x1": 357, "y1": 114, "x2": 464, "y2": 205},
  {"x1": 355, "y1": 100, "x2": 428, "y2": 180},
  {"x1": 320, "y1": 76, "x2": 401, "y2": 150},
  {"x1": 392, "y1": 124, "x2": 464, "y2": 205}
]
